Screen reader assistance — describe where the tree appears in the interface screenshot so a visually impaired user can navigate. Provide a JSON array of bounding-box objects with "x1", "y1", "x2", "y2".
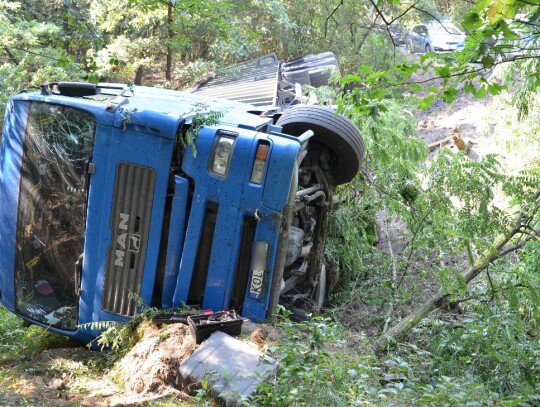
[
  {"x1": 0, "y1": 0, "x2": 88, "y2": 129},
  {"x1": 336, "y1": 0, "x2": 540, "y2": 352}
]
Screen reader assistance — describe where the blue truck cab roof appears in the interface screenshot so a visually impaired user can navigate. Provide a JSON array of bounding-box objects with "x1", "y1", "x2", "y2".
[{"x1": 10, "y1": 84, "x2": 274, "y2": 138}]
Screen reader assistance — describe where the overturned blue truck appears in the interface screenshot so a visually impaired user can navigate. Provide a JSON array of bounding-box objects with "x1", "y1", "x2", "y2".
[{"x1": 0, "y1": 76, "x2": 364, "y2": 343}]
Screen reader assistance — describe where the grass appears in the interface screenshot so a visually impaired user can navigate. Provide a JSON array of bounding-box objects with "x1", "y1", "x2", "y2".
[{"x1": 0, "y1": 306, "x2": 73, "y2": 360}]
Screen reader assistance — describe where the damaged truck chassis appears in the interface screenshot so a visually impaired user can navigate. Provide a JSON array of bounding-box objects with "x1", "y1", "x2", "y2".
[{"x1": 0, "y1": 80, "x2": 364, "y2": 342}]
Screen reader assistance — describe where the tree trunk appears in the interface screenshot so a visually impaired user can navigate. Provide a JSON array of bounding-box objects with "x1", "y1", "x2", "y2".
[
  {"x1": 373, "y1": 214, "x2": 526, "y2": 353},
  {"x1": 134, "y1": 66, "x2": 144, "y2": 86},
  {"x1": 165, "y1": 1, "x2": 173, "y2": 81}
]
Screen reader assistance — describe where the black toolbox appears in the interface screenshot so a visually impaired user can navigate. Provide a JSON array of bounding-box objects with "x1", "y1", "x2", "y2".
[{"x1": 187, "y1": 311, "x2": 244, "y2": 344}]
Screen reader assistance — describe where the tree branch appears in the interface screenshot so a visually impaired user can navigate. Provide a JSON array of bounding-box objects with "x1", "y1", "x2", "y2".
[
  {"x1": 373, "y1": 205, "x2": 534, "y2": 353},
  {"x1": 396, "y1": 197, "x2": 447, "y2": 290},
  {"x1": 368, "y1": 0, "x2": 419, "y2": 26},
  {"x1": 3, "y1": 47, "x2": 18, "y2": 64},
  {"x1": 324, "y1": 0, "x2": 344, "y2": 39}
]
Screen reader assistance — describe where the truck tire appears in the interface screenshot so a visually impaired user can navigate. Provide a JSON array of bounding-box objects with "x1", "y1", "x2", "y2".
[{"x1": 276, "y1": 105, "x2": 365, "y2": 185}]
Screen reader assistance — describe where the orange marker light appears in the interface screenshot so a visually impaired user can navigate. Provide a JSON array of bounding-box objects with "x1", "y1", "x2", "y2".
[{"x1": 251, "y1": 141, "x2": 270, "y2": 184}]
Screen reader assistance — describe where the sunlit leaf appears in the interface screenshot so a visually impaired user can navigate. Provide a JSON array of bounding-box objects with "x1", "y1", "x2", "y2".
[
  {"x1": 487, "y1": 1, "x2": 499, "y2": 21},
  {"x1": 340, "y1": 73, "x2": 363, "y2": 85},
  {"x1": 418, "y1": 95, "x2": 435, "y2": 109}
]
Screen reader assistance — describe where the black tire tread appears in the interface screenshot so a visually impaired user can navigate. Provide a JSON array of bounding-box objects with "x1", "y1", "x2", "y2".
[{"x1": 277, "y1": 105, "x2": 365, "y2": 184}]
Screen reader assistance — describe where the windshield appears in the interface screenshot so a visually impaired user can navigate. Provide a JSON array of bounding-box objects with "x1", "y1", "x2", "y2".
[
  {"x1": 15, "y1": 102, "x2": 96, "y2": 330},
  {"x1": 430, "y1": 23, "x2": 462, "y2": 35}
]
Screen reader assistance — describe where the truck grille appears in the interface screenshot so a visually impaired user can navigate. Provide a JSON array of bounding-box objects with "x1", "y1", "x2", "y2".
[{"x1": 102, "y1": 162, "x2": 156, "y2": 316}]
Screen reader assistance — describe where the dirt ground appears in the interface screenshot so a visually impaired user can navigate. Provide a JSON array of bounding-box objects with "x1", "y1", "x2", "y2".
[
  {"x1": 0, "y1": 319, "x2": 273, "y2": 406},
  {"x1": 0, "y1": 323, "x2": 195, "y2": 406}
]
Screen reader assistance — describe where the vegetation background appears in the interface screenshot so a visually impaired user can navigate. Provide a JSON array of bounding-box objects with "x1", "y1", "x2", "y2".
[{"x1": 1, "y1": 0, "x2": 540, "y2": 405}]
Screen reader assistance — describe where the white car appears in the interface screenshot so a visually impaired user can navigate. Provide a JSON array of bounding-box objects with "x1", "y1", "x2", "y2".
[{"x1": 406, "y1": 22, "x2": 465, "y2": 53}]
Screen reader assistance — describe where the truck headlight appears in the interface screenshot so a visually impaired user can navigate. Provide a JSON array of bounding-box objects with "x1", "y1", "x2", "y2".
[
  {"x1": 210, "y1": 134, "x2": 236, "y2": 176},
  {"x1": 250, "y1": 141, "x2": 270, "y2": 184}
]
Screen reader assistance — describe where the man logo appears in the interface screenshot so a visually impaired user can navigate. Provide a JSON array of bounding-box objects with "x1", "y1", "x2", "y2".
[
  {"x1": 114, "y1": 213, "x2": 142, "y2": 267},
  {"x1": 129, "y1": 234, "x2": 141, "y2": 253}
]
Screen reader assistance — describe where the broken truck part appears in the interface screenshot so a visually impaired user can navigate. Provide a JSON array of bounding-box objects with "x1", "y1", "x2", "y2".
[
  {"x1": 178, "y1": 331, "x2": 278, "y2": 405},
  {"x1": 0, "y1": 81, "x2": 364, "y2": 342}
]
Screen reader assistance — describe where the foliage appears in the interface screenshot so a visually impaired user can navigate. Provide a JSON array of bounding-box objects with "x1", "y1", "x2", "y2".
[
  {"x1": 249, "y1": 310, "x2": 533, "y2": 406},
  {"x1": 84, "y1": 294, "x2": 166, "y2": 353},
  {"x1": 173, "y1": 59, "x2": 216, "y2": 89},
  {"x1": 0, "y1": 0, "x2": 87, "y2": 128},
  {"x1": 327, "y1": 99, "x2": 424, "y2": 298},
  {"x1": 430, "y1": 310, "x2": 540, "y2": 396},
  {"x1": 177, "y1": 108, "x2": 224, "y2": 158},
  {"x1": 255, "y1": 309, "x2": 377, "y2": 407},
  {"x1": 0, "y1": 306, "x2": 74, "y2": 360}
]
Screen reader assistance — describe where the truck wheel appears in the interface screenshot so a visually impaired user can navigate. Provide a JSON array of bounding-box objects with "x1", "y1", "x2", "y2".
[{"x1": 276, "y1": 105, "x2": 365, "y2": 185}]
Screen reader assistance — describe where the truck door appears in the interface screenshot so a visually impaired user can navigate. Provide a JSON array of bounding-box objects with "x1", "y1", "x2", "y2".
[{"x1": 13, "y1": 102, "x2": 96, "y2": 330}]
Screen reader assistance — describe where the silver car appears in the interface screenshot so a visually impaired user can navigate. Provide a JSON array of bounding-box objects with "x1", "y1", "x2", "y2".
[{"x1": 406, "y1": 22, "x2": 465, "y2": 53}]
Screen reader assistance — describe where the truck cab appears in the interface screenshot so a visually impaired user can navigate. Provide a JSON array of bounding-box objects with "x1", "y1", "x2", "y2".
[{"x1": 0, "y1": 82, "x2": 364, "y2": 342}]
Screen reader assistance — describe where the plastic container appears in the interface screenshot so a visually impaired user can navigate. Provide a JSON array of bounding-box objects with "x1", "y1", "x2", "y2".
[{"x1": 187, "y1": 311, "x2": 244, "y2": 344}]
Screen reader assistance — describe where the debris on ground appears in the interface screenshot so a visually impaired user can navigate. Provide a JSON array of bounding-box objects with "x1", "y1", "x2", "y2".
[{"x1": 178, "y1": 331, "x2": 277, "y2": 406}]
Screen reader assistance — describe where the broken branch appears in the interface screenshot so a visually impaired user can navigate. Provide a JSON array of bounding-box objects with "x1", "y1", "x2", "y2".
[{"x1": 373, "y1": 207, "x2": 532, "y2": 353}]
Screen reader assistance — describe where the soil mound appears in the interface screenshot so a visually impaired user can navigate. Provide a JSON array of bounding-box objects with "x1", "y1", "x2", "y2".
[{"x1": 113, "y1": 322, "x2": 196, "y2": 397}]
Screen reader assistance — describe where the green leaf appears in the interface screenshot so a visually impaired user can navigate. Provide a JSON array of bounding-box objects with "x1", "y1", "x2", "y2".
[
  {"x1": 501, "y1": 3, "x2": 518, "y2": 19},
  {"x1": 368, "y1": 88, "x2": 386, "y2": 100},
  {"x1": 487, "y1": 82, "x2": 505, "y2": 95},
  {"x1": 503, "y1": 399, "x2": 528, "y2": 407},
  {"x1": 472, "y1": 85, "x2": 487, "y2": 99},
  {"x1": 57, "y1": 55, "x2": 70, "y2": 68},
  {"x1": 477, "y1": 0, "x2": 492, "y2": 8},
  {"x1": 434, "y1": 66, "x2": 451, "y2": 78},
  {"x1": 463, "y1": 12, "x2": 483, "y2": 31},
  {"x1": 408, "y1": 84, "x2": 423, "y2": 91},
  {"x1": 480, "y1": 55, "x2": 495, "y2": 67},
  {"x1": 358, "y1": 64, "x2": 373, "y2": 75},
  {"x1": 464, "y1": 81, "x2": 475, "y2": 94},
  {"x1": 87, "y1": 72, "x2": 100, "y2": 84},
  {"x1": 340, "y1": 73, "x2": 363, "y2": 85},
  {"x1": 366, "y1": 70, "x2": 389, "y2": 83},
  {"x1": 441, "y1": 87, "x2": 459, "y2": 103},
  {"x1": 418, "y1": 95, "x2": 435, "y2": 109},
  {"x1": 394, "y1": 63, "x2": 419, "y2": 78}
]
